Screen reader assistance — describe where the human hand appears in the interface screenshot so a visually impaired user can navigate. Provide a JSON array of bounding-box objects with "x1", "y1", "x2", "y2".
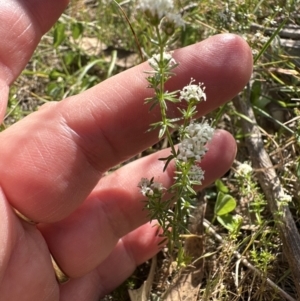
[{"x1": 0, "y1": 1, "x2": 253, "y2": 300}]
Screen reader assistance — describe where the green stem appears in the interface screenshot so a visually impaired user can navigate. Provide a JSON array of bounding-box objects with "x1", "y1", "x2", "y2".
[
  {"x1": 155, "y1": 25, "x2": 176, "y2": 156},
  {"x1": 147, "y1": 25, "x2": 198, "y2": 265}
]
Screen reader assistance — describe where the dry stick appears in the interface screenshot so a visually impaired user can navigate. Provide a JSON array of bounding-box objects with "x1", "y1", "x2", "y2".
[
  {"x1": 203, "y1": 219, "x2": 296, "y2": 301},
  {"x1": 232, "y1": 93, "x2": 300, "y2": 298}
]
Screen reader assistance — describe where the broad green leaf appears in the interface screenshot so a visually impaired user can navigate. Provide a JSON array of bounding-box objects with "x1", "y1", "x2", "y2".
[
  {"x1": 217, "y1": 214, "x2": 235, "y2": 232},
  {"x1": 214, "y1": 192, "x2": 236, "y2": 216},
  {"x1": 215, "y1": 179, "x2": 229, "y2": 193},
  {"x1": 217, "y1": 214, "x2": 243, "y2": 232}
]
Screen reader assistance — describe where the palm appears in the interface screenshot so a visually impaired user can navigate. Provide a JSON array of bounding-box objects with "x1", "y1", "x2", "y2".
[{"x1": 0, "y1": 1, "x2": 252, "y2": 300}]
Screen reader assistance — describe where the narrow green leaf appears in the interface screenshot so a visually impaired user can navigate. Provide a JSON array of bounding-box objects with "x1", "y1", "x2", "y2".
[
  {"x1": 49, "y1": 69, "x2": 65, "y2": 80},
  {"x1": 253, "y1": 105, "x2": 294, "y2": 134},
  {"x1": 162, "y1": 155, "x2": 174, "y2": 172},
  {"x1": 159, "y1": 126, "x2": 166, "y2": 139},
  {"x1": 254, "y1": 18, "x2": 287, "y2": 64},
  {"x1": 296, "y1": 162, "x2": 300, "y2": 180}
]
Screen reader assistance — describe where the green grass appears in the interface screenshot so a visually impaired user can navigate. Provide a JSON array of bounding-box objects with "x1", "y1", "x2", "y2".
[{"x1": 3, "y1": 0, "x2": 300, "y2": 300}]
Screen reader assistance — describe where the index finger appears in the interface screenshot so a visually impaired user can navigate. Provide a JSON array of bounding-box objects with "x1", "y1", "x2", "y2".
[{"x1": 0, "y1": 34, "x2": 253, "y2": 222}]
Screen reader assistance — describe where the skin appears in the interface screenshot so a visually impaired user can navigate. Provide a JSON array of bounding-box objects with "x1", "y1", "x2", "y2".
[{"x1": 0, "y1": 0, "x2": 253, "y2": 300}]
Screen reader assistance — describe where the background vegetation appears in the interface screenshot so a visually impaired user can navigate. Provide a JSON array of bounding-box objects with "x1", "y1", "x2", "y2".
[{"x1": 2, "y1": 0, "x2": 300, "y2": 300}]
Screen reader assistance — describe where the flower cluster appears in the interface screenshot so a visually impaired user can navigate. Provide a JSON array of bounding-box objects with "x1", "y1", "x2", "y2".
[
  {"x1": 278, "y1": 191, "x2": 292, "y2": 204},
  {"x1": 188, "y1": 165, "x2": 205, "y2": 183},
  {"x1": 137, "y1": 0, "x2": 184, "y2": 29},
  {"x1": 178, "y1": 121, "x2": 214, "y2": 162},
  {"x1": 164, "y1": 13, "x2": 185, "y2": 28},
  {"x1": 138, "y1": 178, "x2": 165, "y2": 197},
  {"x1": 137, "y1": 0, "x2": 174, "y2": 20},
  {"x1": 235, "y1": 162, "x2": 253, "y2": 176},
  {"x1": 179, "y1": 79, "x2": 206, "y2": 103},
  {"x1": 148, "y1": 52, "x2": 177, "y2": 70}
]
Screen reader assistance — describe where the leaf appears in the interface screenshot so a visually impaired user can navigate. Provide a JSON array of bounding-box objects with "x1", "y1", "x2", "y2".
[
  {"x1": 217, "y1": 214, "x2": 242, "y2": 232},
  {"x1": 296, "y1": 162, "x2": 300, "y2": 180},
  {"x1": 71, "y1": 22, "x2": 84, "y2": 39},
  {"x1": 53, "y1": 22, "x2": 66, "y2": 48},
  {"x1": 48, "y1": 69, "x2": 65, "y2": 80},
  {"x1": 253, "y1": 104, "x2": 294, "y2": 134},
  {"x1": 250, "y1": 80, "x2": 261, "y2": 105},
  {"x1": 214, "y1": 192, "x2": 236, "y2": 216},
  {"x1": 254, "y1": 18, "x2": 287, "y2": 64},
  {"x1": 63, "y1": 52, "x2": 77, "y2": 66},
  {"x1": 215, "y1": 179, "x2": 229, "y2": 193},
  {"x1": 217, "y1": 214, "x2": 235, "y2": 232},
  {"x1": 46, "y1": 82, "x2": 63, "y2": 99},
  {"x1": 159, "y1": 125, "x2": 166, "y2": 139},
  {"x1": 161, "y1": 155, "x2": 174, "y2": 172}
]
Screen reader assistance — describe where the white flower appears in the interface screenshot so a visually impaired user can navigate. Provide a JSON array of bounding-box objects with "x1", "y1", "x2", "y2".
[
  {"x1": 278, "y1": 191, "x2": 292, "y2": 203},
  {"x1": 178, "y1": 120, "x2": 214, "y2": 162},
  {"x1": 138, "y1": 178, "x2": 165, "y2": 197},
  {"x1": 137, "y1": 0, "x2": 174, "y2": 20},
  {"x1": 151, "y1": 182, "x2": 164, "y2": 192},
  {"x1": 235, "y1": 162, "x2": 252, "y2": 176},
  {"x1": 138, "y1": 178, "x2": 151, "y2": 196},
  {"x1": 165, "y1": 12, "x2": 185, "y2": 28},
  {"x1": 148, "y1": 52, "x2": 177, "y2": 70},
  {"x1": 179, "y1": 79, "x2": 206, "y2": 103},
  {"x1": 189, "y1": 165, "x2": 205, "y2": 183}
]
